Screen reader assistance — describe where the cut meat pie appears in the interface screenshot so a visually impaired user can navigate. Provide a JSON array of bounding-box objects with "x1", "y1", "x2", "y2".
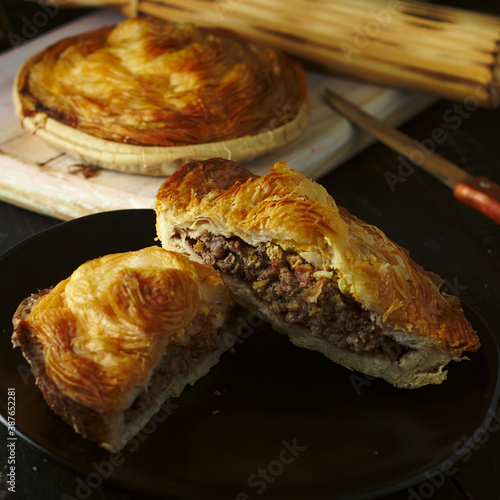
[
  {"x1": 12, "y1": 246, "x2": 238, "y2": 452},
  {"x1": 153, "y1": 158, "x2": 480, "y2": 389},
  {"x1": 13, "y1": 16, "x2": 310, "y2": 175}
]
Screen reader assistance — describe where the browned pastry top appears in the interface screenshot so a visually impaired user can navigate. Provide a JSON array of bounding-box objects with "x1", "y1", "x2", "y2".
[
  {"x1": 12, "y1": 246, "x2": 232, "y2": 413},
  {"x1": 154, "y1": 158, "x2": 480, "y2": 356},
  {"x1": 16, "y1": 16, "x2": 308, "y2": 147}
]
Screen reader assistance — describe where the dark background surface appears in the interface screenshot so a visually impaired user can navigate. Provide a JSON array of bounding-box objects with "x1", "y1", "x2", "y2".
[{"x1": 1, "y1": 0, "x2": 500, "y2": 499}]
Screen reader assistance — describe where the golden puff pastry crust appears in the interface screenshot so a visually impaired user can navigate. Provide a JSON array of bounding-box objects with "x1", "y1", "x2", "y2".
[
  {"x1": 12, "y1": 246, "x2": 237, "y2": 452},
  {"x1": 154, "y1": 158, "x2": 480, "y2": 389},
  {"x1": 13, "y1": 16, "x2": 310, "y2": 175}
]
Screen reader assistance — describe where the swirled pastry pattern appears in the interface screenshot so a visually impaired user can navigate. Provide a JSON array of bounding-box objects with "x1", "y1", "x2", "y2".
[
  {"x1": 14, "y1": 246, "x2": 232, "y2": 413},
  {"x1": 16, "y1": 16, "x2": 309, "y2": 147}
]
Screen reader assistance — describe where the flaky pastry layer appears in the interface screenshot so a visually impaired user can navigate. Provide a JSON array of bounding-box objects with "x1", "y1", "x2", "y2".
[
  {"x1": 14, "y1": 17, "x2": 309, "y2": 152},
  {"x1": 12, "y1": 246, "x2": 233, "y2": 415},
  {"x1": 153, "y1": 158, "x2": 480, "y2": 387}
]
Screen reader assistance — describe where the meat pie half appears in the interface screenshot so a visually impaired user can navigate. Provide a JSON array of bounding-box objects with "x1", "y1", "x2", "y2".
[
  {"x1": 153, "y1": 158, "x2": 480, "y2": 389},
  {"x1": 12, "y1": 246, "x2": 238, "y2": 452}
]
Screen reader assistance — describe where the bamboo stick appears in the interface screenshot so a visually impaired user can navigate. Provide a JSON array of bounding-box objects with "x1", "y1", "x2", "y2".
[
  {"x1": 183, "y1": 0, "x2": 495, "y2": 72},
  {"x1": 266, "y1": 0, "x2": 500, "y2": 36},
  {"x1": 239, "y1": 0, "x2": 500, "y2": 48}
]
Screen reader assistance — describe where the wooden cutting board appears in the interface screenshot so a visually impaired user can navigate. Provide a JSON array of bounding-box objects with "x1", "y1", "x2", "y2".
[{"x1": 0, "y1": 9, "x2": 437, "y2": 221}]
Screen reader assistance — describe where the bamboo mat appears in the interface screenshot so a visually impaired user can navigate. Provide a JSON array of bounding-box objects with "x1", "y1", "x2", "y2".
[{"x1": 0, "y1": 9, "x2": 437, "y2": 221}]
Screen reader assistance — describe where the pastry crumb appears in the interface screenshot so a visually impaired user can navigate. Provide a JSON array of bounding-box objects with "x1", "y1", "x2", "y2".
[{"x1": 68, "y1": 164, "x2": 101, "y2": 179}]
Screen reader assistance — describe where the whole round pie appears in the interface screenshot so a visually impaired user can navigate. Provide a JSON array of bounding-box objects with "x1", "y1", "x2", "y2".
[{"x1": 13, "y1": 16, "x2": 310, "y2": 175}]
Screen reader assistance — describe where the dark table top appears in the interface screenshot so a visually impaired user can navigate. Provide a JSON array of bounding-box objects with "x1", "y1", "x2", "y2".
[{"x1": 1, "y1": 1, "x2": 500, "y2": 499}]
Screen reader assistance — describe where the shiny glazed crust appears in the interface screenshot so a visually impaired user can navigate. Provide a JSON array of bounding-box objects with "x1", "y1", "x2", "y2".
[
  {"x1": 12, "y1": 246, "x2": 236, "y2": 451},
  {"x1": 153, "y1": 158, "x2": 480, "y2": 388},
  {"x1": 13, "y1": 17, "x2": 310, "y2": 175}
]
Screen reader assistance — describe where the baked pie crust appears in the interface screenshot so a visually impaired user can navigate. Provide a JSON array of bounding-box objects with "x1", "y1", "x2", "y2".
[
  {"x1": 12, "y1": 246, "x2": 238, "y2": 452},
  {"x1": 13, "y1": 16, "x2": 310, "y2": 175},
  {"x1": 154, "y1": 158, "x2": 480, "y2": 389}
]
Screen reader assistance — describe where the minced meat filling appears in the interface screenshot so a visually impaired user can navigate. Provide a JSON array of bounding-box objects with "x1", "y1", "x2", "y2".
[
  {"x1": 124, "y1": 316, "x2": 226, "y2": 426},
  {"x1": 189, "y1": 233, "x2": 408, "y2": 362}
]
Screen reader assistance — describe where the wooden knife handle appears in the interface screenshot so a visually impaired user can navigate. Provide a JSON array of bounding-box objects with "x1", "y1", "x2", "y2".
[{"x1": 454, "y1": 176, "x2": 500, "y2": 224}]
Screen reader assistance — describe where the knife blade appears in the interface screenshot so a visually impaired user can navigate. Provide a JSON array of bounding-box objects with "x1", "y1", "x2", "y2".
[{"x1": 324, "y1": 87, "x2": 500, "y2": 225}]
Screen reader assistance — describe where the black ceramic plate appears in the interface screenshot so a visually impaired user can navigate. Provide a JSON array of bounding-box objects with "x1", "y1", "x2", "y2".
[{"x1": 1, "y1": 209, "x2": 499, "y2": 500}]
